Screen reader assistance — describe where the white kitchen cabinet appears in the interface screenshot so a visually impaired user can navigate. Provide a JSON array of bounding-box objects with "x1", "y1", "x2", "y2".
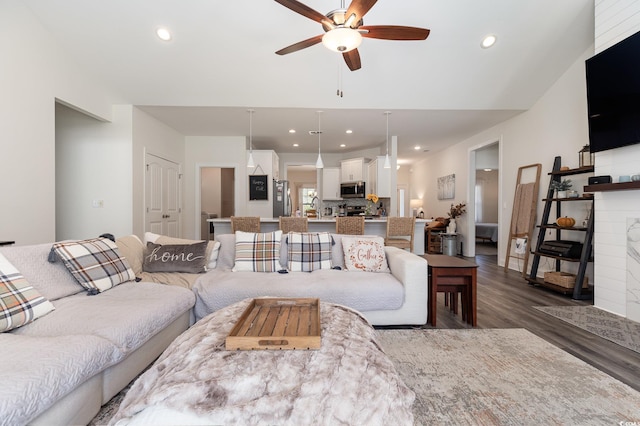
[
  {"x1": 367, "y1": 156, "x2": 391, "y2": 197},
  {"x1": 340, "y1": 157, "x2": 365, "y2": 182},
  {"x1": 322, "y1": 167, "x2": 342, "y2": 200}
]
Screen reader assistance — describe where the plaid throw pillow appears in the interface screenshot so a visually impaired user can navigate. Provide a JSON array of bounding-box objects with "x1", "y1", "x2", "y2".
[
  {"x1": 341, "y1": 236, "x2": 390, "y2": 273},
  {"x1": 51, "y1": 237, "x2": 136, "y2": 293},
  {"x1": 0, "y1": 253, "x2": 55, "y2": 332},
  {"x1": 287, "y1": 232, "x2": 334, "y2": 272},
  {"x1": 232, "y1": 231, "x2": 283, "y2": 272}
]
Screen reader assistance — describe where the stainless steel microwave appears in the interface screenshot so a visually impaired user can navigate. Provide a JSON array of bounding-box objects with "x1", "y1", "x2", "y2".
[{"x1": 340, "y1": 182, "x2": 366, "y2": 198}]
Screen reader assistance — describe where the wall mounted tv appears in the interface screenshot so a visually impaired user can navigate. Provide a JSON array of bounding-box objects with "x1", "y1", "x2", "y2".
[{"x1": 585, "y1": 29, "x2": 640, "y2": 153}]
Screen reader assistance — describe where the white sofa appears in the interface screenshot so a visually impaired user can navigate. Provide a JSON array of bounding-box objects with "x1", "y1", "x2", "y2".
[
  {"x1": 192, "y1": 233, "x2": 429, "y2": 326},
  {"x1": 0, "y1": 232, "x2": 427, "y2": 425},
  {"x1": 0, "y1": 242, "x2": 195, "y2": 426}
]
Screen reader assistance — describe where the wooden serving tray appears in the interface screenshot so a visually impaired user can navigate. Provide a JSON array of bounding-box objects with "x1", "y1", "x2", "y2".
[{"x1": 226, "y1": 298, "x2": 321, "y2": 350}]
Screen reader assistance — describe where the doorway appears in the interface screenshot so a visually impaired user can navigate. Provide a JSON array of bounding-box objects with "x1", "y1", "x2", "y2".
[
  {"x1": 285, "y1": 164, "x2": 317, "y2": 216},
  {"x1": 145, "y1": 153, "x2": 182, "y2": 237},
  {"x1": 469, "y1": 142, "x2": 500, "y2": 259},
  {"x1": 200, "y1": 167, "x2": 235, "y2": 238}
]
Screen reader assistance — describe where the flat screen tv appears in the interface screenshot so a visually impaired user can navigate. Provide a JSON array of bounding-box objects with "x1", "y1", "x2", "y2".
[{"x1": 585, "y1": 29, "x2": 640, "y2": 153}]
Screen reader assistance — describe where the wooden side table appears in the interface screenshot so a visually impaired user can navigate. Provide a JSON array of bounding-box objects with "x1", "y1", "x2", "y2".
[{"x1": 424, "y1": 254, "x2": 478, "y2": 327}]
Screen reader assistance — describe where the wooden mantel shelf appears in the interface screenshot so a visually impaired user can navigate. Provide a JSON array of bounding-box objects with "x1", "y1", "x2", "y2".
[{"x1": 584, "y1": 181, "x2": 640, "y2": 192}]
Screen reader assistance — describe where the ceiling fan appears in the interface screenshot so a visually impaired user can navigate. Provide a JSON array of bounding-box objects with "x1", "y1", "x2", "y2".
[{"x1": 274, "y1": 0, "x2": 430, "y2": 71}]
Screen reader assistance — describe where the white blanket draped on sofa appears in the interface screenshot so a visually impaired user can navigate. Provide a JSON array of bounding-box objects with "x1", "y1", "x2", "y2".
[{"x1": 109, "y1": 299, "x2": 415, "y2": 426}]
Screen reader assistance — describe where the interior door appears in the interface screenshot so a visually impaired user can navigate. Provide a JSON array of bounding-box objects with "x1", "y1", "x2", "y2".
[{"x1": 145, "y1": 154, "x2": 181, "y2": 237}]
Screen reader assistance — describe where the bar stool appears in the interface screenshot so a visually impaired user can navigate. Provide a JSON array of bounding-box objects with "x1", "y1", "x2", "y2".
[
  {"x1": 230, "y1": 216, "x2": 261, "y2": 233},
  {"x1": 385, "y1": 217, "x2": 415, "y2": 252},
  {"x1": 279, "y1": 216, "x2": 308, "y2": 233},
  {"x1": 335, "y1": 216, "x2": 365, "y2": 235}
]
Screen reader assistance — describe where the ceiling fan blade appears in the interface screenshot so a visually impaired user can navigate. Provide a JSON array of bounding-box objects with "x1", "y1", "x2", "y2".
[
  {"x1": 276, "y1": 34, "x2": 323, "y2": 55},
  {"x1": 345, "y1": 0, "x2": 378, "y2": 27},
  {"x1": 343, "y1": 49, "x2": 362, "y2": 71},
  {"x1": 273, "y1": 0, "x2": 333, "y2": 27},
  {"x1": 360, "y1": 25, "x2": 430, "y2": 40}
]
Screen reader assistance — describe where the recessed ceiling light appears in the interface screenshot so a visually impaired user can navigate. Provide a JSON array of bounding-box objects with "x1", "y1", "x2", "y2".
[
  {"x1": 156, "y1": 27, "x2": 172, "y2": 41},
  {"x1": 481, "y1": 34, "x2": 496, "y2": 49},
  {"x1": 345, "y1": 130, "x2": 353, "y2": 134},
  {"x1": 340, "y1": 144, "x2": 346, "y2": 148},
  {"x1": 414, "y1": 145, "x2": 421, "y2": 150},
  {"x1": 289, "y1": 129, "x2": 296, "y2": 134},
  {"x1": 293, "y1": 143, "x2": 299, "y2": 147}
]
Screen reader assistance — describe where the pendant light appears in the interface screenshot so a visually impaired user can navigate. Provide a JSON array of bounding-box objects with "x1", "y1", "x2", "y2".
[
  {"x1": 247, "y1": 109, "x2": 255, "y2": 168},
  {"x1": 383, "y1": 111, "x2": 391, "y2": 169},
  {"x1": 315, "y1": 111, "x2": 324, "y2": 169}
]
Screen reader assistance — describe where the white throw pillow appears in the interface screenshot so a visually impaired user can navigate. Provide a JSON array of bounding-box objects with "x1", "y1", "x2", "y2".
[
  {"x1": 287, "y1": 232, "x2": 334, "y2": 272},
  {"x1": 0, "y1": 254, "x2": 55, "y2": 332},
  {"x1": 51, "y1": 237, "x2": 136, "y2": 293},
  {"x1": 232, "y1": 231, "x2": 283, "y2": 272},
  {"x1": 341, "y1": 236, "x2": 390, "y2": 273}
]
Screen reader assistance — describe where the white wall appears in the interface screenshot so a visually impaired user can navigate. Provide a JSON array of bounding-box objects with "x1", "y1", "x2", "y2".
[
  {"x1": 184, "y1": 136, "x2": 247, "y2": 239},
  {"x1": 412, "y1": 45, "x2": 593, "y2": 269},
  {"x1": 201, "y1": 168, "x2": 222, "y2": 215},
  {"x1": 0, "y1": 1, "x2": 117, "y2": 244},
  {"x1": 592, "y1": 0, "x2": 640, "y2": 320},
  {"x1": 476, "y1": 170, "x2": 499, "y2": 223},
  {"x1": 132, "y1": 108, "x2": 185, "y2": 238},
  {"x1": 55, "y1": 103, "x2": 133, "y2": 239}
]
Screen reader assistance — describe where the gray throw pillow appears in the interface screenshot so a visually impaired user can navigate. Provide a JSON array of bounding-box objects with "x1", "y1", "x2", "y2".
[{"x1": 143, "y1": 241, "x2": 208, "y2": 273}]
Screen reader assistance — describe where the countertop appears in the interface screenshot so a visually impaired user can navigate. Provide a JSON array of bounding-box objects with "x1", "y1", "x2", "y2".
[{"x1": 209, "y1": 217, "x2": 430, "y2": 223}]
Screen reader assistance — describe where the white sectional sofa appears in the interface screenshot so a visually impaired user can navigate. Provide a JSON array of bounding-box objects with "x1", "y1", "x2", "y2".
[
  {"x1": 0, "y1": 241, "x2": 195, "y2": 426},
  {"x1": 0, "y1": 231, "x2": 427, "y2": 425}
]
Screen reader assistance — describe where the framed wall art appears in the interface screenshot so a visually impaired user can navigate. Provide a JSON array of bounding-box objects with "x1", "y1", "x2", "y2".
[{"x1": 437, "y1": 174, "x2": 455, "y2": 200}]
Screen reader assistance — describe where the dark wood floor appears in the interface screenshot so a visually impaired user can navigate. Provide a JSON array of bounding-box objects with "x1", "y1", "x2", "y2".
[{"x1": 419, "y1": 254, "x2": 640, "y2": 392}]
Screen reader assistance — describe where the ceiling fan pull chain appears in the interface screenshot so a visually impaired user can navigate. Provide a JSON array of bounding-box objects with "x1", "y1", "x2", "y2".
[{"x1": 337, "y1": 57, "x2": 344, "y2": 97}]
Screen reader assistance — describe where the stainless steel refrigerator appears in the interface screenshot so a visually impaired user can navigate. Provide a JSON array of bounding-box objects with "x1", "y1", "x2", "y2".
[{"x1": 273, "y1": 180, "x2": 292, "y2": 217}]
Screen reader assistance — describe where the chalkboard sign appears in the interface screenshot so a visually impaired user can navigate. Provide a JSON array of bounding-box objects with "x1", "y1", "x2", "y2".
[{"x1": 249, "y1": 175, "x2": 268, "y2": 200}]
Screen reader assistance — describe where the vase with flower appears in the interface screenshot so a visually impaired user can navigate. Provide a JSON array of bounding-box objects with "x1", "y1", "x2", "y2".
[
  {"x1": 365, "y1": 193, "x2": 379, "y2": 217},
  {"x1": 447, "y1": 202, "x2": 467, "y2": 233}
]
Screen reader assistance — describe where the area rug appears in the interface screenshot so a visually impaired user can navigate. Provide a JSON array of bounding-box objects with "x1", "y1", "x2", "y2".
[
  {"x1": 375, "y1": 328, "x2": 640, "y2": 425},
  {"x1": 534, "y1": 305, "x2": 640, "y2": 354},
  {"x1": 92, "y1": 328, "x2": 640, "y2": 425}
]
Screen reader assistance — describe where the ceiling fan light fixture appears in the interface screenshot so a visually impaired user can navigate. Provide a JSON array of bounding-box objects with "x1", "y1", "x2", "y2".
[{"x1": 322, "y1": 27, "x2": 362, "y2": 52}]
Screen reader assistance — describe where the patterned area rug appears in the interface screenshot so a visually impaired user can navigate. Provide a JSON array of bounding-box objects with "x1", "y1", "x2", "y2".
[
  {"x1": 92, "y1": 328, "x2": 640, "y2": 425},
  {"x1": 534, "y1": 305, "x2": 640, "y2": 354},
  {"x1": 375, "y1": 328, "x2": 640, "y2": 425}
]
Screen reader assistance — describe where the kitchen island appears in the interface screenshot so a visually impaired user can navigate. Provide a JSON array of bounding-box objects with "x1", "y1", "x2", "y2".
[{"x1": 208, "y1": 217, "x2": 429, "y2": 255}]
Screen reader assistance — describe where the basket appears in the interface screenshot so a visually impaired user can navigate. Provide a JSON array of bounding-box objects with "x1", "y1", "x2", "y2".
[{"x1": 544, "y1": 271, "x2": 588, "y2": 289}]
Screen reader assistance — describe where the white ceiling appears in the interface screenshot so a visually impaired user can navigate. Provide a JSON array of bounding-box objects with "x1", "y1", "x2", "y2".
[{"x1": 24, "y1": 0, "x2": 594, "y2": 163}]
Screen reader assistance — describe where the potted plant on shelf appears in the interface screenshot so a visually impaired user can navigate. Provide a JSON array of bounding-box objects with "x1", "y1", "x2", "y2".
[{"x1": 550, "y1": 179, "x2": 572, "y2": 198}]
